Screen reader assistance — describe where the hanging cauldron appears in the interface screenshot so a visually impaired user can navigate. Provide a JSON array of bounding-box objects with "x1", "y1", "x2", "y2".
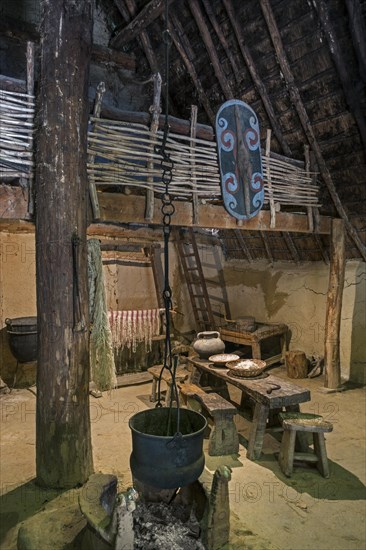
[
  {"x1": 5, "y1": 317, "x2": 37, "y2": 363},
  {"x1": 129, "y1": 407, "x2": 207, "y2": 489}
]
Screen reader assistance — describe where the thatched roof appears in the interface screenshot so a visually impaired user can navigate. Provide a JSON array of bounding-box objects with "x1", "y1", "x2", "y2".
[{"x1": 1, "y1": 0, "x2": 365, "y2": 262}]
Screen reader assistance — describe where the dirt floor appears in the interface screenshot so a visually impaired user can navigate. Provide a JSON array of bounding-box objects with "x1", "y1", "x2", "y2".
[{"x1": 0, "y1": 365, "x2": 365, "y2": 550}]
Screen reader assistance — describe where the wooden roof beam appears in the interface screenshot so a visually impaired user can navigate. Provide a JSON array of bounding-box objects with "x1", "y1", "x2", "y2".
[
  {"x1": 345, "y1": 0, "x2": 366, "y2": 83},
  {"x1": 110, "y1": 0, "x2": 175, "y2": 48},
  {"x1": 313, "y1": 0, "x2": 366, "y2": 150},
  {"x1": 169, "y1": 12, "x2": 216, "y2": 125},
  {"x1": 0, "y1": 185, "x2": 332, "y2": 234},
  {"x1": 113, "y1": 0, "x2": 176, "y2": 113},
  {"x1": 260, "y1": 232, "x2": 274, "y2": 265},
  {"x1": 222, "y1": 0, "x2": 292, "y2": 157},
  {"x1": 0, "y1": 15, "x2": 136, "y2": 71},
  {"x1": 96, "y1": 102, "x2": 214, "y2": 140},
  {"x1": 282, "y1": 231, "x2": 300, "y2": 263},
  {"x1": 201, "y1": 0, "x2": 242, "y2": 83},
  {"x1": 259, "y1": 0, "x2": 366, "y2": 262},
  {"x1": 97, "y1": 192, "x2": 332, "y2": 234},
  {"x1": 187, "y1": 0, "x2": 233, "y2": 100},
  {"x1": 313, "y1": 233, "x2": 329, "y2": 264},
  {"x1": 234, "y1": 229, "x2": 253, "y2": 262}
]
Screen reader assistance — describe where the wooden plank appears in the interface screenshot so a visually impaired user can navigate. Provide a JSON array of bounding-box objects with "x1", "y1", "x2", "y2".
[
  {"x1": 0, "y1": 185, "x2": 332, "y2": 234},
  {"x1": 98, "y1": 192, "x2": 332, "y2": 233},
  {"x1": 110, "y1": 0, "x2": 176, "y2": 48}
]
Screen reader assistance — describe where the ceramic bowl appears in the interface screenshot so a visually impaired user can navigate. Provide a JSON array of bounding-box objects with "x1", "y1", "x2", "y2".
[{"x1": 208, "y1": 353, "x2": 240, "y2": 367}]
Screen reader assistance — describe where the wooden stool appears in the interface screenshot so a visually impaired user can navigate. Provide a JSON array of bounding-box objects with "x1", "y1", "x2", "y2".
[
  {"x1": 278, "y1": 412, "x2": 333, "y2": 478},
  {"x1": 179, "y1": 382, "x2": 239, "y2": 456},
  {"x1": 147, "y1": 365, "x2": 189, "y2": 404}
]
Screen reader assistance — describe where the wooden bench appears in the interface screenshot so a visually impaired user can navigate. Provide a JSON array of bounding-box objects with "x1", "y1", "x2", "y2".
[
  {"x1": 278, "y1": 412, "x2": 333, "y2": 478},
  {"x1": 147, "y1": 365, "x2": 189, "y2": 404},
  {"x1": 179, "y1": 382, "x2": 239, "y2": 456}
]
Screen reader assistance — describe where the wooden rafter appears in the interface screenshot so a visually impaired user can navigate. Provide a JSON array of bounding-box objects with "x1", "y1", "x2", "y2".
[
  {"x1": 234, "y1": 229, "x2": 253, "y2": 262},
  {"x1": 313, "y1": 0, "x2": 366, "y2": 150},
  {"x1": 313, "y1": 233, "x2": 329, "y2": 264},
  {"x1": 282, "y1": 232, "x2": 300, "y2": 264},
  {"x1": 110, "y1": 0, "x2": 175, "y2": 48},
  {"x1": 345, "y1": 0, "x2": 366, "y2": 83},
  {"x1": 259, "y1": 0, "x2": 366, "y2": 262},
  {"x1": 169, "y1": 12, "x2": 215, "y2": 125},
  {"x1": 114, "y1": 0, "x2": 159, "y2": 73},
  {"x1": 201, "y1": 0, "x2": 241, "y2": 83},
  {"x1": 187, "y1": 0, "x2": 233, "y2": 99},
  {"x1": 0, "y1": 15, "x2": 136, "y2": 70},
  {"x1": 97, "y1": 102, "x2": 214, "y2": 140},
  {"x1": 260, "y1": 232, "x2": 274, "y2": 265},
  {"x1": 222, "y1": 0, "x2": 292, "y2": 157}
]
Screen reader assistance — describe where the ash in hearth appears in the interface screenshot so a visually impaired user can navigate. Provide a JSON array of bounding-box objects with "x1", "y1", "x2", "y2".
[{"x1": 133, "y1": 501, "x2": 206, "y2": 549}]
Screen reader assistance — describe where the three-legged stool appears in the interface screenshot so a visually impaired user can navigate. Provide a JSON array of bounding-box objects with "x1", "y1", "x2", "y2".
[{"x1": 278, "y1": 412, "x2": 333, "y2": 478}]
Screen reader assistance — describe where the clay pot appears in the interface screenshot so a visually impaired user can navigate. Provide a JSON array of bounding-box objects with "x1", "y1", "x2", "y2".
[{"x1": 192, "y1": 331, "x2": 225, "y2": 359}]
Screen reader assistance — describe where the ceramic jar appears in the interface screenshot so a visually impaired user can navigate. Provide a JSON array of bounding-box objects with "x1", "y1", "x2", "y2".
[{"x1": 192, "y1": 331, "x2": 225, "y2": 359}]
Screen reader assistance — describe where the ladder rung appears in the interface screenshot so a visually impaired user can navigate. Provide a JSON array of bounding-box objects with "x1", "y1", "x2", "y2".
[
  {"x1": 186, "y1": 267, "x2": 198, "y2": 271},
  {"x1": 182, "y1": 253, "x2": 196, "y2": 258}
]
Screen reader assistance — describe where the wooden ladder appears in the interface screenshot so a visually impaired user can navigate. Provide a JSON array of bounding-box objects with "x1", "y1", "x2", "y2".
[{"x1": 174, "y1": 227, "x2": 215, "y2": 331}]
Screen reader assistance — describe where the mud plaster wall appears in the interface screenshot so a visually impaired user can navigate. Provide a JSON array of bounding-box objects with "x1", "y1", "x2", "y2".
[
  {"x1": 0, "y1": 232, "x2": 37, "y2": 385},
  {"x1": 214, "y1": 254, "x2": 365, "y2": 384},
  {"x1": 0, "y1": 233, "x2": 193, "y2": 382}
]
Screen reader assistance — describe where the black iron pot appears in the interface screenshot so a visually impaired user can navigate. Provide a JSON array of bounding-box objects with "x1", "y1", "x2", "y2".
[
  {"x1": 5, "y1": 317, "x2": 37, "y2": 363},
  {"x1": 129, "y1": 407, "x2": 207, "y2": 489}
]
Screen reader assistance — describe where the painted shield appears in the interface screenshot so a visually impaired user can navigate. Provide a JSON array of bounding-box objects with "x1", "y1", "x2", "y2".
[{"x1": 216, "y1": 99, "x2": 264, "y2": 220}]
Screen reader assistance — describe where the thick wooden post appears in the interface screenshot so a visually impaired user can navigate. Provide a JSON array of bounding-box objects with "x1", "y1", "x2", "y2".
[
  {"x1": 35, "y1": 0, "x2": 94, "y2": 487},
  {"x1": 324, "y1": 218, "x2": 345, "y2": 389}
]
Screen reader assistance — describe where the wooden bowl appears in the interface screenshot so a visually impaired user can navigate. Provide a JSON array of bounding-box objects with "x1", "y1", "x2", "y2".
[
  {"x1": 226, "y1": 358, "x2": 267, "y2": 378},
  {"x1": 208, "y1": 353, "x2": 240, "y2": 367}
]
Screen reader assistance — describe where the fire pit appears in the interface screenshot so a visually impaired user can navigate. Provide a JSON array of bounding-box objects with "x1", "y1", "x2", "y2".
[{"x1": 80, "y1": 466, "x2": 232, "y2": 550}]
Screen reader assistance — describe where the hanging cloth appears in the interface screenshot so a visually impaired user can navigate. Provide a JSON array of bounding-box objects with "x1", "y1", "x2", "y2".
[{"x1": 88, "y1": 239, "x2": 117, "y2": 390}]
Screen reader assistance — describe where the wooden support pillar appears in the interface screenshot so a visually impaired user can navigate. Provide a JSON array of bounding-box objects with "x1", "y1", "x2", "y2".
[
  {"x1": 145, "y1": 73, "x2": 161, "y2": 221},
  {"x1": 88, "y1": 81, "x2": 106, "y2": 220},
  {"x1": 190, "y1": 105, "x2": 199, "y2": 224},
  {"x1": 35, "y1": 0, "x2": 94, "y2": 488},
  {"x1": 324, "y1": 219, "x2": 345, "y2": 389},
  {"x1": 26, "y1": 41, "x2": 35, "y2": 217}
]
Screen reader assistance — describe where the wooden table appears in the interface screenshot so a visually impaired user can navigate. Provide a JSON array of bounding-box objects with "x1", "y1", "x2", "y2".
[
  {"x1": 220, "y1": 322, "x2": 288, "y2": 367},
  {"x1": 187, "y1": 356, "x2": 311, "y2": 460}
]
